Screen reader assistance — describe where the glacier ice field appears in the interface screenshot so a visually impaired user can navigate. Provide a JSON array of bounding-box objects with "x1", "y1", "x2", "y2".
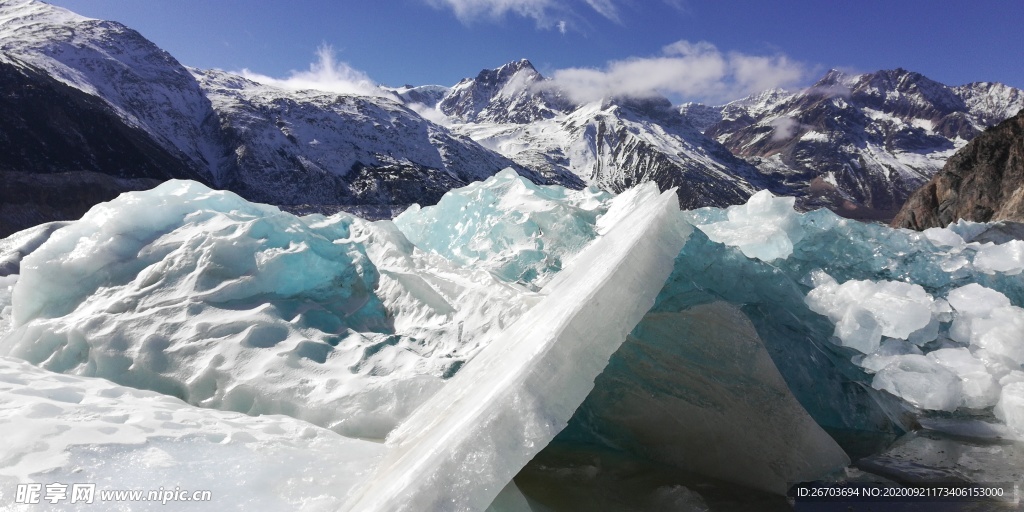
[{"x1": 0, "y1": 169, "x2": 1022, "y2": 510}]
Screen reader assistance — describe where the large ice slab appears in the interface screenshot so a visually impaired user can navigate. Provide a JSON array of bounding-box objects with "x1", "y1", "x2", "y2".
[{"x1": 342, "y1": 184, "x2": 687, "y2": 511}]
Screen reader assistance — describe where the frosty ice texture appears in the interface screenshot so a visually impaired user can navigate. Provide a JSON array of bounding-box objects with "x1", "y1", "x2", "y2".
[
  {"x1": 0, "y1": 356, "x2": 385, "y2": 512},
  {"x1": 395, "y1": 168, "x2": 611, "y2": 289}
]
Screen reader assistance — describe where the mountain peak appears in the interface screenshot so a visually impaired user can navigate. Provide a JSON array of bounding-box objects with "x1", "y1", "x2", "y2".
[
  {"x1": 470, "y1": 58, "x2": 543, "y2": 88},
  {"x1": 439, "y1": 58, "x2": 571, "y2": 123}
]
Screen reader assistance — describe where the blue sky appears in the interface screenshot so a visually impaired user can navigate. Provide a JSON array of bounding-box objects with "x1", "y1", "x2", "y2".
[{"x1": 48, "y1": 0, "x2": 1024, "y2": 104}]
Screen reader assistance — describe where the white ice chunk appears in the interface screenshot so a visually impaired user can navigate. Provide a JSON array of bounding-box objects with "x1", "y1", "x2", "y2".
[
  {"x1": 872, "y1": 354, "x2": 962, "y2": 411},
  {"x1": 695, "y1": 190, "x2": 804, "y2": 261},
  {"x1": 923, "y1": 227, "x2": 965, "y2": 248},
  {"x1": 342, "y1": 185, "x2": 688, "y2": 512},
  {"x1": 994, "y1": 382, "x2": 1024, "y2": 435},
  {"x1": 805, "y1": 272, "x2": 937, "y2": 353},
  {"x1": 947, "y1": 283, "x2": 1012, "y2": 317},
  {"x1": 947, "y1": 284, "x2": 1024, "y2": 365},
  {"x1": 859, "y1": 339, "x2": 923, "y2": 373},
  {"x1": 969, "y1": 307, "x2": 1024, "y2": 364},
  {"x1": 834, "y1": 306, "x2": 884, "y2": 354},
  {"x1": 972, "y1": 240, "x2": 1024, "y2": 275},
  {"x1": 927, "y1": 348, "x2": 1001, "y2": 409}
]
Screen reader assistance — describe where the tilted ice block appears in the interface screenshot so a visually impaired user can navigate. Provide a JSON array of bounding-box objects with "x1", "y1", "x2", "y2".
[
  {"x1": 555, "y1": 302, "x2": 850, "y2": 495},
  {"x1": 342, "y1": 184, "x2": 687, "y2": 512}
]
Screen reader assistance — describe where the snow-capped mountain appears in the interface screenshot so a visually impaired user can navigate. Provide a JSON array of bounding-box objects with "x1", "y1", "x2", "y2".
[
  {"x1": 193, "y1": 68, "x2": 557, "y2": 207},
  {"x1": 0, "y1": 0, "x2": 569, "y2": 236},
  {"x1": 425, "y1": 60, "x2": 777, "y2": 209},
  {"x1": 690, "y1": 69, "x2": 1024, "y2": 219},
  {"x1": 439, "y1": 59, "x2": 575, "y2": 124},
  {"x1": 0, "y1": 0, "x2": 225, "y2": 182}
]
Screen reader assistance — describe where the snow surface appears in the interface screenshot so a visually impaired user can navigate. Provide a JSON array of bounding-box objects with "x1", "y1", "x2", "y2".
[{"x1": 0, "y1": 356, "x2": 384, "y2": 512}]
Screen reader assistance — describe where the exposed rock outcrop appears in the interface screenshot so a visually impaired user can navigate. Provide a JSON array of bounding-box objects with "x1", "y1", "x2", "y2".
[{"x1": 891, "y1": 109, "x2": 1024, "y2": 230}]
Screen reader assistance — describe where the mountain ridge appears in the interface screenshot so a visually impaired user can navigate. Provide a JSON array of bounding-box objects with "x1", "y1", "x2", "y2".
[
  {"x1": 0, "y1": 0, "x2": 578, "y2": 236},
  {"x1": 686, "y1": 67, "x2": 1024, "y2": 219}
]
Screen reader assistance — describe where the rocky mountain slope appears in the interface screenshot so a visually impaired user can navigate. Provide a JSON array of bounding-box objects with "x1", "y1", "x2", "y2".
[
  {"x1": 4, "y1": 0, "x2": 1024, "y2": 237},
  {"x1": 891, "y1": 109, "x2": 1024, "y2": 229},
  {"x1": 687, "y1": 69, "x2": 1024, "y2": 220},
  {"x1": 421, "y1": 60, "x2": 779, "y2": 209}
]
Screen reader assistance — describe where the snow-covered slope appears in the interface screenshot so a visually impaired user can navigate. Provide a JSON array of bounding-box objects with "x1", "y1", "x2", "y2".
[
  {"x1": 194, "y1": 68, "x2": 563, "y2": 206},
  {"x1": 432, "y1": 61, "x2": 776, "y2": 209},
  {"x1": 0, "y1": 0, "x2": 223, "y2": 183},
  {"x1": 0, "y1": 356, "x2": 386, "y2": 512},
  {"x1": 692, "y1": 69, "x2": 1024, "y2": 219},
  {"x1": 0, "y1": 0, "x2": 580, "y2": 234}
]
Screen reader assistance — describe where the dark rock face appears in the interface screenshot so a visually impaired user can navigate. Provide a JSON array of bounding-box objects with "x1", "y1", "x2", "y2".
[
  {"x1": 0, "y1": 58, "x2": 197, "y2": 236},
  {"x1": 891, "y1": 110, "x2": 1024, "y2": 230},
  {"x1": 0, "y1": 58, "x2": 206, "y2": 183},
  {"x1": 0, "y1": 171, "x2": 160, "y2": 238}
]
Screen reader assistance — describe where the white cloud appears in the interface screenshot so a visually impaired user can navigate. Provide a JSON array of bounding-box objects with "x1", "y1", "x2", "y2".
[
  {"x1": 583, "y1": 0, "x2": 620, "y2": 23},
  {"x1": 239, "y1": 44, "x2": 388, "y2": 98},
  {"x1": 769, "y1": 117, "x2": 806, "y2": 141},
  {"x1": 547, "y1": 40, "x2": 810, "y2": 104},
  {"x1": 426, "y1": 0, "x2": 619, "y2": 29}
]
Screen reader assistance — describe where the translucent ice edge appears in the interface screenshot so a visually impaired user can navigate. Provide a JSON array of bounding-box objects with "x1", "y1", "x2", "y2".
[{"x1": 342, "y1": 184, "x2": 688, "y2": 512}]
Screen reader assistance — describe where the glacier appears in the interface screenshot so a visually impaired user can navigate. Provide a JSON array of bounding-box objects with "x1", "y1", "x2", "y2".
[{"x1": 0, "y1": 170, "x2": 1023, "y2": 510}]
